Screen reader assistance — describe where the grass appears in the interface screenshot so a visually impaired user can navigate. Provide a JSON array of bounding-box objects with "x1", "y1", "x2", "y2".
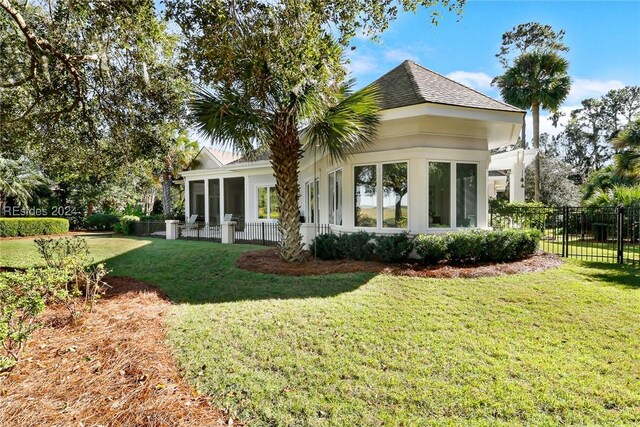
[{"x1": 1, "y1": 236, "x2": 639, "y2": 425}]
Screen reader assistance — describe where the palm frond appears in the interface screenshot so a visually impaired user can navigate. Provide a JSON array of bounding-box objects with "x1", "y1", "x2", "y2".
[
  {"x1": 300, "y1": 81, "x2": 381, "y2": 163},
  {"x1": 190, "y1": 86, "x2": 269, "y2": 157}
]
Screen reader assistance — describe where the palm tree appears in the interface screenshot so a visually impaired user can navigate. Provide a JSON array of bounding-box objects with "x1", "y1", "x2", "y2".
[
  {"x1": 158, "y1": 132, "x2": 200, "y2": 219},
  {"x1": 494, "y1": 51, "x2": 571, "y2": 202},
  {"x1": 192, "y1": 80, "x2": 380, "y2": 262},
  {"x1": 0, "y1": 157, "x2": 48, "y2": 216},
  {"x1": 613, "y1": 118, "x2": 640, "y2": 180}
]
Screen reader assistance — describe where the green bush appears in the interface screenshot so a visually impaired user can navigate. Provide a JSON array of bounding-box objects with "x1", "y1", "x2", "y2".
[
  {"x1": 374, "y1": 232, "x2": 413, "y2": 263},
  {"x1": 444, "y1": 229, "x2": 541, "y2": 264},
  {"x1": 0, "y1": 217, "x2": 69, "y2": 237},
  {"x1": 115, "y1": 215, "x2": 140, "y2": 235},
  {"x1": 310, "y1": 233, "x2": 342, "y2": 260},
  {"x1": 444, "y1": 230, "x2": 487, "y2": 264},
  {"x1": 0, "y1": 268, "x2": 71, "y2": 371},
  {"x1": 414, "y1": 234, "x2": 448, "y2": 265},
  {"x1": 337, "y1": 231, "x2": 376, "y2": 261},
  {"x1": 34, "y1": 236, "x2": 108, "y2": 317},
  {"x1": 84, "y1": 213, "x2": 119, "y2": 230}
]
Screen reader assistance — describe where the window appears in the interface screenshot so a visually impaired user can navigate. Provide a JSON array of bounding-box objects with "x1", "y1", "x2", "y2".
[
  {"x1": 257, "y1": 186, "x2": 279, "y2": 220},
  {"x1": 382, "y1": 163, "x2": 408, "y2": 228},
  {"x1": 208, "y1": 179, "x2": 220, "y2": 224},
  {"x1": 305, "y1": 179, "x2": 319, "y2": 223},
  {"x1": 428, "y1": 162, "x2": 451, "y2": 228},
  {"x1": 456, "y1": 163, "x2": 477, "y2": 227},
  {"x1": 354, "y1": 165, "x2": 377, "y2": 227},
  {"x1": 328, "y1": 169, "x2": 342, "y2": 225}
]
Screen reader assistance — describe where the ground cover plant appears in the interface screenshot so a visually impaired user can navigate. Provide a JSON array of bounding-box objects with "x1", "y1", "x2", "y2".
[{"x1": 1, "y1": 236, "x2": 639, "y2": 425}]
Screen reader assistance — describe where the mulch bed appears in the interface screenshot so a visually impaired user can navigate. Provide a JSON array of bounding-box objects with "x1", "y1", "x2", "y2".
[
  {"x1": 237, "y1": 248, "x2": 563, "y2": 278},
  {"x1": 0, "y1": 276, "x2": 228, "y2": 427}
]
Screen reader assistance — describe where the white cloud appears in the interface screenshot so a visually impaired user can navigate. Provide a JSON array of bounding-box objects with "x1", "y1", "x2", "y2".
[
  {"x1": 445, "y1": 71, "x2": 494, "y2": 91},
  {"x1": 384, "y1": 48, "x2": 419, "y2": 63},
  {"x1": 566, "y1": 78, "x2": 625, "y2": 104},
  {"x1": 345, "y1": 53, "x2": 381, "y2": 76},
  {"x1": 524, "y1": 105, "x2": 578, "y2": 140}
]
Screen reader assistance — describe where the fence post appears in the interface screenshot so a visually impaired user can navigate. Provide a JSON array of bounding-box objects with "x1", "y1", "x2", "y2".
[
  {"x1": 562, "y1": 206, "x2": 569, "y2": 258},
  {"x1": 221, "y1": 221, "x2": 236, "y2": 244},
  {"x1": 165, "y1": 220, "x2": 179, "y2": 240},
  {"x1": 261, "y1": 222, "x2": 266, "y2": 246},
  {"x1": 617, "y1": 205, "x2": 624, "y2": 264}
]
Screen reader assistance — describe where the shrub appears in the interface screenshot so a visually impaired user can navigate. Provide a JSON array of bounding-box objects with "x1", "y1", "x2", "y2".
[
  {"x1": 337, "y1": 231, "x2": 375, "y2": 261},
  {"x1": 0, "y1": 217, "x2": 69, "y2": 237},
  {"x1": 444, "y1": 230, "x2": 488, "y2": 264},
  {"x1": 34, "y1": 237, "x2": 109, "y2": 317},
  {"x1": 0, "y1": 268, "x2": 71, "y2": 371},
  {"x1": 310, "y1": 233, "x2": 342, "y2": 260},
  {"x1": 374, "y1": 232, "x2": 413, "y2": 263},
  {"x1": 84, "y1": 213, "x2": 119, "y2": 230},
  {"x1": 489, "y1": 199, "x2": 549, "y2": 230},
  {"x1": 115, "y1": 215, "x2": 140, "y2": 235},
  {"x1": 414, "y1": 234, "x2": 448, "y2": 265},
  {"x1": 445, "y1": 228, "x2": 541, "y2": 264}
]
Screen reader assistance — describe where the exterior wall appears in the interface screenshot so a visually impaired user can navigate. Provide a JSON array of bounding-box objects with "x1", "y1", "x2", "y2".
[{"x1": 181, "y1": 109, "x2": 521, "y2": 235}]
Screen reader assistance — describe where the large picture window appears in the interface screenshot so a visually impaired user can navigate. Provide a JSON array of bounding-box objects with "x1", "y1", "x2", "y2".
[
  {"x1": 328, "y1": 169, "x2": 342, "y2": 225},
  {"x1": 257, "y1": 186, "x2": 279, "y2": 220},
  {"x1": 428, "y1": 162, "x2": 451, "y2": 228},
  {"x1": 354, "y1": 165, "x2": 377, "y2": 227},
  {"x1": 456, "y1": 163, "x2": 477, "y2": 227},
  {"x1": 382, "y1": 163, "x2": 408, "y2": 228}
]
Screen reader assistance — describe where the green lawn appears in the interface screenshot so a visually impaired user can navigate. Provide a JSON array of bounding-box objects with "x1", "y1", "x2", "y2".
[{"x1": 1, "y1": 236, "x2": 639, "y2": 425}]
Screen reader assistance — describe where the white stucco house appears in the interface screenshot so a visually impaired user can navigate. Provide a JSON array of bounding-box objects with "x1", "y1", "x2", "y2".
[{"x1": 180, "y1": 60, "x2": 526, "y2": 239}]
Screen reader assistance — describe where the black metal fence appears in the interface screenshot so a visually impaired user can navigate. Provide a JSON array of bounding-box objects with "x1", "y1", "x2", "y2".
[
  {"x1": 490, "y1": 205, "x2": 639, "y2": 265},
  {"x1": 234, "y1": 222, "x2": 281, "y2": 246},
  {"x1": 177, "y1": 223, "x2": 222, "y2": 242},
  {"x1": 134, "y1": 221, "x2": 166, "y2": 238}
]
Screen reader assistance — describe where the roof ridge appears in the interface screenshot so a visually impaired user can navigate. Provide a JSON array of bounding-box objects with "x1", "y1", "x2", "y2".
[
  {"x1": 405, "y1": 60, "x2": 524, "y2": 112},
  {"x1": 402, "y1": 60, "x2": 427, "y2": 104}
]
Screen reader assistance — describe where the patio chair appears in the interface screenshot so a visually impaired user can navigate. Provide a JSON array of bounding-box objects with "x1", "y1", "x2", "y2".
[{"x1": 179, "y1": 214, "x2": 199, "y2": 238}]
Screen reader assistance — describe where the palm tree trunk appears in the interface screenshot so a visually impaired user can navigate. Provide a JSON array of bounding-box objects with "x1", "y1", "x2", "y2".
[
  {"x1": 162, "y1": 172, "x2": 172, "y2": 219},
  {"x1": 271, "y1": 115, "x2": 305, "y2": 262},
  {"x1": 532, "y1": 101, "x2": 541, "y2": 202},
  {"x1": 521, "y1": 117, "x2": 527, "y2": 149}
]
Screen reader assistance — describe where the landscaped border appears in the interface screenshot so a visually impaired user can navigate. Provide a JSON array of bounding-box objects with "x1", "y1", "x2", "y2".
[{"x1": 237, "y1": 249, "x2": 562, "y2": 278}]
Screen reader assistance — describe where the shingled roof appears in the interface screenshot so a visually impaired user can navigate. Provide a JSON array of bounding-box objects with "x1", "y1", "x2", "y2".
[{"x1": 372, "y1": 60, "x2": 523, "y2": 113}]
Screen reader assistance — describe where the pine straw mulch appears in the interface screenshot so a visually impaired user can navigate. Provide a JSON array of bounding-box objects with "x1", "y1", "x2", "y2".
[
  {"x1": 238, "y1": 249, "x2": 563, "y2": 278},
  {"x1": 0, "y1": 276, "x2": 228, "y2": 427}
]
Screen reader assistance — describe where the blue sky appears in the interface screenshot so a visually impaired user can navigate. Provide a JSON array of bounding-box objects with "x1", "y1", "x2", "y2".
[{"x1": 346, "y1": 0, "x2": 640, "y2": 136}]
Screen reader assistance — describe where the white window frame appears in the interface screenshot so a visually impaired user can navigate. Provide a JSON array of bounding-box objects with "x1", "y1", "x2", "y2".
[
  {"x1": 328, "y1": 168, "x2": 343, "y2": 226},
  {"x1": 256, "y1": 185, "x2": 278, "y2": 221},
  {"x1": 426, "y1": 160, "x2": 479, "y2": 230},
  {"x1": 305, "y1": 178, "x2": 320, "y2": 224},
  {"x1": 353, "y1": 161, "x2": 410, "y2": 230}
]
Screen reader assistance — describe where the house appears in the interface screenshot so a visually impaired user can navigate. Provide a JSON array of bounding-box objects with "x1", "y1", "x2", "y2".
[{"x1": 180, "y1": 60, "x2": 525, "y2": 239}]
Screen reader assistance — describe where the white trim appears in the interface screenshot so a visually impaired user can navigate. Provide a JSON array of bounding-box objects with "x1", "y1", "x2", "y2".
[{"x1": 255, "y1": 184, "x2": 278, "y2": 221}]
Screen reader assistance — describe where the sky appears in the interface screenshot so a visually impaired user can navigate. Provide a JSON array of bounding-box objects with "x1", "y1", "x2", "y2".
[{"x1": 345, "y1": 0, "x2": 640, "y2": 139}]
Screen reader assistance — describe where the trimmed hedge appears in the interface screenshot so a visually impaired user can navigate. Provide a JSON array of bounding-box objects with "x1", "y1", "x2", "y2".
[
  {"x1": 0, "y1": 217, "x2": 69, "y2": 237},
  {"x1": 414, "y1": 234, "x2": 447, "y2": 265},
  {"x1": 374, "y1": 232, "x2": 413, "y2": 263},
  {"x1": 418, "y1": 229, "x2": 542, "y2": 264},
  {"x1": 311, "y1": 228, "x2": 542, "y2": 265}
]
